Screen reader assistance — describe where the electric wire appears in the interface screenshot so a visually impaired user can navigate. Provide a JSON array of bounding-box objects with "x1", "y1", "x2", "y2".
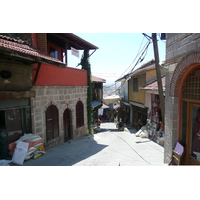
[
  {"x1": 108, "y1": 34, "x2": 153, "y2": 95},
  {"x1": 105, "y1": 33, "x2": 164, "y2": 98},
  {"x1": 103, "y1": 33, "x2": 156, "y2": 93},
  {"x1": 117, "y1": 35, "x2": 146, "y2": 79},
  {"x1": 106, "y1": 34, "x2": 150, "y2": 90},
  {"x1": 129, "y1": 40, "x2": 151, "y2": 72}
]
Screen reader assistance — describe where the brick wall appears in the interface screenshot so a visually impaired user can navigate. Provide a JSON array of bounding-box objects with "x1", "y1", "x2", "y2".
[
  {"x1": 30, "y1": 85, "x2": 88, "y2": 149},
  {"x1": 35, "y1": 33, "x2": 47, "y2": 53}
]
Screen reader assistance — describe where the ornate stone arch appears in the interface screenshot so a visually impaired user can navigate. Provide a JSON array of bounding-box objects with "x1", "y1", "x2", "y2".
[{"x1": 170, "y1": 51, "x2": 200, "y2": 97}]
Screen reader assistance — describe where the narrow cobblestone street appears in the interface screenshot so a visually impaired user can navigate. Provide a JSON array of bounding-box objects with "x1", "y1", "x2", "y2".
[
  {"x1": 14, "y1": 122, "x2": 166, "y2": 166},
  {"x1": 73, "y1": 122, "x2": 166, "y2": 166}
]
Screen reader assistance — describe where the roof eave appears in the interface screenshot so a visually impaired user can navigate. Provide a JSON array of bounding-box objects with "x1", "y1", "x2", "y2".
[
  {"x1": 0, "y1": 47, "x2": 66, "y2": 67},
  {"x1": 53, "y1": 33, "x2": 99, "y2": 50}
]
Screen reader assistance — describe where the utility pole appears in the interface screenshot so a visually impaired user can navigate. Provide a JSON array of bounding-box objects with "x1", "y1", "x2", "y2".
[{"x1": 152, "y1": 33, "x2": 165, "y2": 125}]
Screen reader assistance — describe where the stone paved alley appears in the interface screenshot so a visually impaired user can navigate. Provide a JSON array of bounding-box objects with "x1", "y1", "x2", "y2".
[{"x1": 11, "y1": 122, "x2": 166, "y2": 166}]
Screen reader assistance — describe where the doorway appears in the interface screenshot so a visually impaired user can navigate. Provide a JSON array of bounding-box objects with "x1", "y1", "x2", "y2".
[
  {"x1": 46, "y1": 105, "x2": 59, "y2": 141},
  {"x1": 187, "y1": 103, "x2": 200, "y2": 164},
  {"x1": 180, "y1": 68, "x2": 200, "y2": 164},
  {"x1": 63, "y1": 108, "x2": 72, "y2": 142},
  {"x1": 0, "y1": 111, "x2": 6, "y2": 131}
]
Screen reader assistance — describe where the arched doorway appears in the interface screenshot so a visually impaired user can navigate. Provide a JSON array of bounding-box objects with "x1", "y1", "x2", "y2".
[
  {"x1": 76, "y1": 101, "x2": 84, "y2": 128},
  {"x1": 46, "y1": 105, "x2": 59, "y2": 141},
  {"x1": 180, "y1": 67, "x2": 200, "y2": 165},
  {"x1": 63, "y1": 108, "x2": 72, "y2": 142},
  {"x1": 169, "y1": 51, "x2": 200, "y2": 164}
]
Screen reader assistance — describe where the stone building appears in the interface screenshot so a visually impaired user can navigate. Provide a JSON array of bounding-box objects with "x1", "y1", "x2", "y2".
[
  {"x1": 165, "y1": 33, "x2": 200, "y2": 165},
  {"x1": 0, "y1": 33, "x2": 98, "y2": 157}
]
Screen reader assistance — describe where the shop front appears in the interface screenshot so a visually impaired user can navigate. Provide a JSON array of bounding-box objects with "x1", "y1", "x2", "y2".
[
  {"x1": 129, "y1": 101, "x2": 148, "y2": 130},
  {"x1": 0, "y1": 93, "x2": 34, "y2": 158},
  {"x1": 179, "y1": 66, "x2": 200, "y2": 165},
  {"x1": 166, "y1": 51, "x2": 200, "y2": 165}
]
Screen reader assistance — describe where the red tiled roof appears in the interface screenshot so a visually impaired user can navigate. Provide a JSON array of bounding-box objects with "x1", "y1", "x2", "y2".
[
  {"x1": 0, "y1": 38, "x2": 65, "y2": 65},
  {"x1": 140, "y1": 76, "x2": 165, "y2": 91},
  {"x1": 92, "y1": 75, "x2": 106, "y2": 83}
]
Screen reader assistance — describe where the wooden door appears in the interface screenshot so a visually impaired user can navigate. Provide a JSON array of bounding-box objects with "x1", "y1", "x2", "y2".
[
  {"x1": 46, "y1": 105, "x2": 59, "y2": 141},
  {"x1": 63, "y1": 108, "x2": 72, "y2": 142}
]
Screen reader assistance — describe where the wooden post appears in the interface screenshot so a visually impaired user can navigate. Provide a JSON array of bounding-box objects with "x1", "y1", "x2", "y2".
[{"x1": 152, "y1": 33, "x2": 165, "y2": 125}]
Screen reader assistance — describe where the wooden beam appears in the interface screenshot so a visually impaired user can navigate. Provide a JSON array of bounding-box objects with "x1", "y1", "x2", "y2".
[
  {"x1": 0, "y1": 91, "x2": 35, "y2": 99},
  {"x1": 50, "y1": 33, "x2": 86, "y2": 49},
  {"x1": 33, "y1": 63, "x2": 41, "y2": 85}
]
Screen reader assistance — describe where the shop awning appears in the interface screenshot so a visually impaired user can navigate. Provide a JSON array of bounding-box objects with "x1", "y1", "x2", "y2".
[
  {"x1": 101, "y1": 104, "x2": 109, "y2": 109},
  {"x1": 104, "y1": 95, "x2": 121, "y2": 105},
  {"x1": 91, "y1": 101, "x2": 102, "y2": 110},
  {"x1": 129, "y1": 100, "x2": 145, "y2": 108}
]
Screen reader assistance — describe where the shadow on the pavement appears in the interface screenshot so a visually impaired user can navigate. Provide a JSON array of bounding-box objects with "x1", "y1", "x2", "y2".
[
  {"x1": 12, "y1": 136, "x2": 108, "y2": 166},
  {"x1": 135, "y1": 140, "x2": 151, "y2": 144},
  {"x1": 98, "y1": 128, "x2": 118, "y2": 132}
]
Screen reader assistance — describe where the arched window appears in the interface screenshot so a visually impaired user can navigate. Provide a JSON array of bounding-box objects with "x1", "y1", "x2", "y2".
[
  {"x1": 46, "y1": 105, "x2": 59, "y2": 141},
  {"x1": 76, "y1": 101, "x2": 84, "y2": 128}
]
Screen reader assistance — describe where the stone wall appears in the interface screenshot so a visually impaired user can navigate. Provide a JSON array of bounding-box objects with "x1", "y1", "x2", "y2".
[
  {"x1": 164, "y1": 33, "x2": 200, "y2": 163},
  {"x1": 30, "y1": 85, "x2": 88, "y2": 149},
  {"x1": 0, "y1": 58, "x2": 33, "y2": 91},
  {"x1": 166, "y1": 33, "x2": 200, "y2": 66}
]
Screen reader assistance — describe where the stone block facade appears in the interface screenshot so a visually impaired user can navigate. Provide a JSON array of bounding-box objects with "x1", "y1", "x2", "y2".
[
  {"x1": 164, "y1": 33, "x2": 200, "y2": 163},
  {"x1": 30, "y1": 85, "x2": 88, "y2": 149}
]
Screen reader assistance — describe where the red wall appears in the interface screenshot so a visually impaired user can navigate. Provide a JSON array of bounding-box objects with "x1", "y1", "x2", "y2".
[{"x1": 33, "y1": 64, "x2": 87, "y2": 86}]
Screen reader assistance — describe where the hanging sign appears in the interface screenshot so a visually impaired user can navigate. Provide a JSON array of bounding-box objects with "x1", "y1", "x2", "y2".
[{"x1": 71, "y1": 47, "x2": 79, "y2": 58}]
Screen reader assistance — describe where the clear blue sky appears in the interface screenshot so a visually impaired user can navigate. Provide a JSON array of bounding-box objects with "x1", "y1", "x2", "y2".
[{"x1": 67, "y1": 33, "x2": 166, "y2": 85}]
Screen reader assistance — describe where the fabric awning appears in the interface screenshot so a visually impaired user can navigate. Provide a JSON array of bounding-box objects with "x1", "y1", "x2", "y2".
[
  {"x1": 104, "y1": 95, "x2": 121, "y2": 105},
  {"x1": 91, "y1": 101, "x2": 102, "y2": 110}
]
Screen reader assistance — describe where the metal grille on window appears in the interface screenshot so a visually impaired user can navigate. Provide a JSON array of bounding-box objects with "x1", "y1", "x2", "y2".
[{"x1": 182, "y1": 69, "x2": 200, "y2": 100}]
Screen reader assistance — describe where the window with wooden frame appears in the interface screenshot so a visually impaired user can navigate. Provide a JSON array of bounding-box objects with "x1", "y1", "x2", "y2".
[
  {"x1": 76, "y1": 101, "x2": 84, "y2": 128},
  {"x1": 48, "y1": 43, "x2": 63, "y2": 61},
  {"x1": 133, "y1": 78, "x2": 138, "y2": 92},
  {"x1": 49, "y1": 47, "x2": 59, "y2": 59}
]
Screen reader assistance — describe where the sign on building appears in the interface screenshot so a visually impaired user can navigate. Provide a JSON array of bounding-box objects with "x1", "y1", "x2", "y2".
[{"x1": 71, "y1": 47, "x2": 79, "y2": 58}]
